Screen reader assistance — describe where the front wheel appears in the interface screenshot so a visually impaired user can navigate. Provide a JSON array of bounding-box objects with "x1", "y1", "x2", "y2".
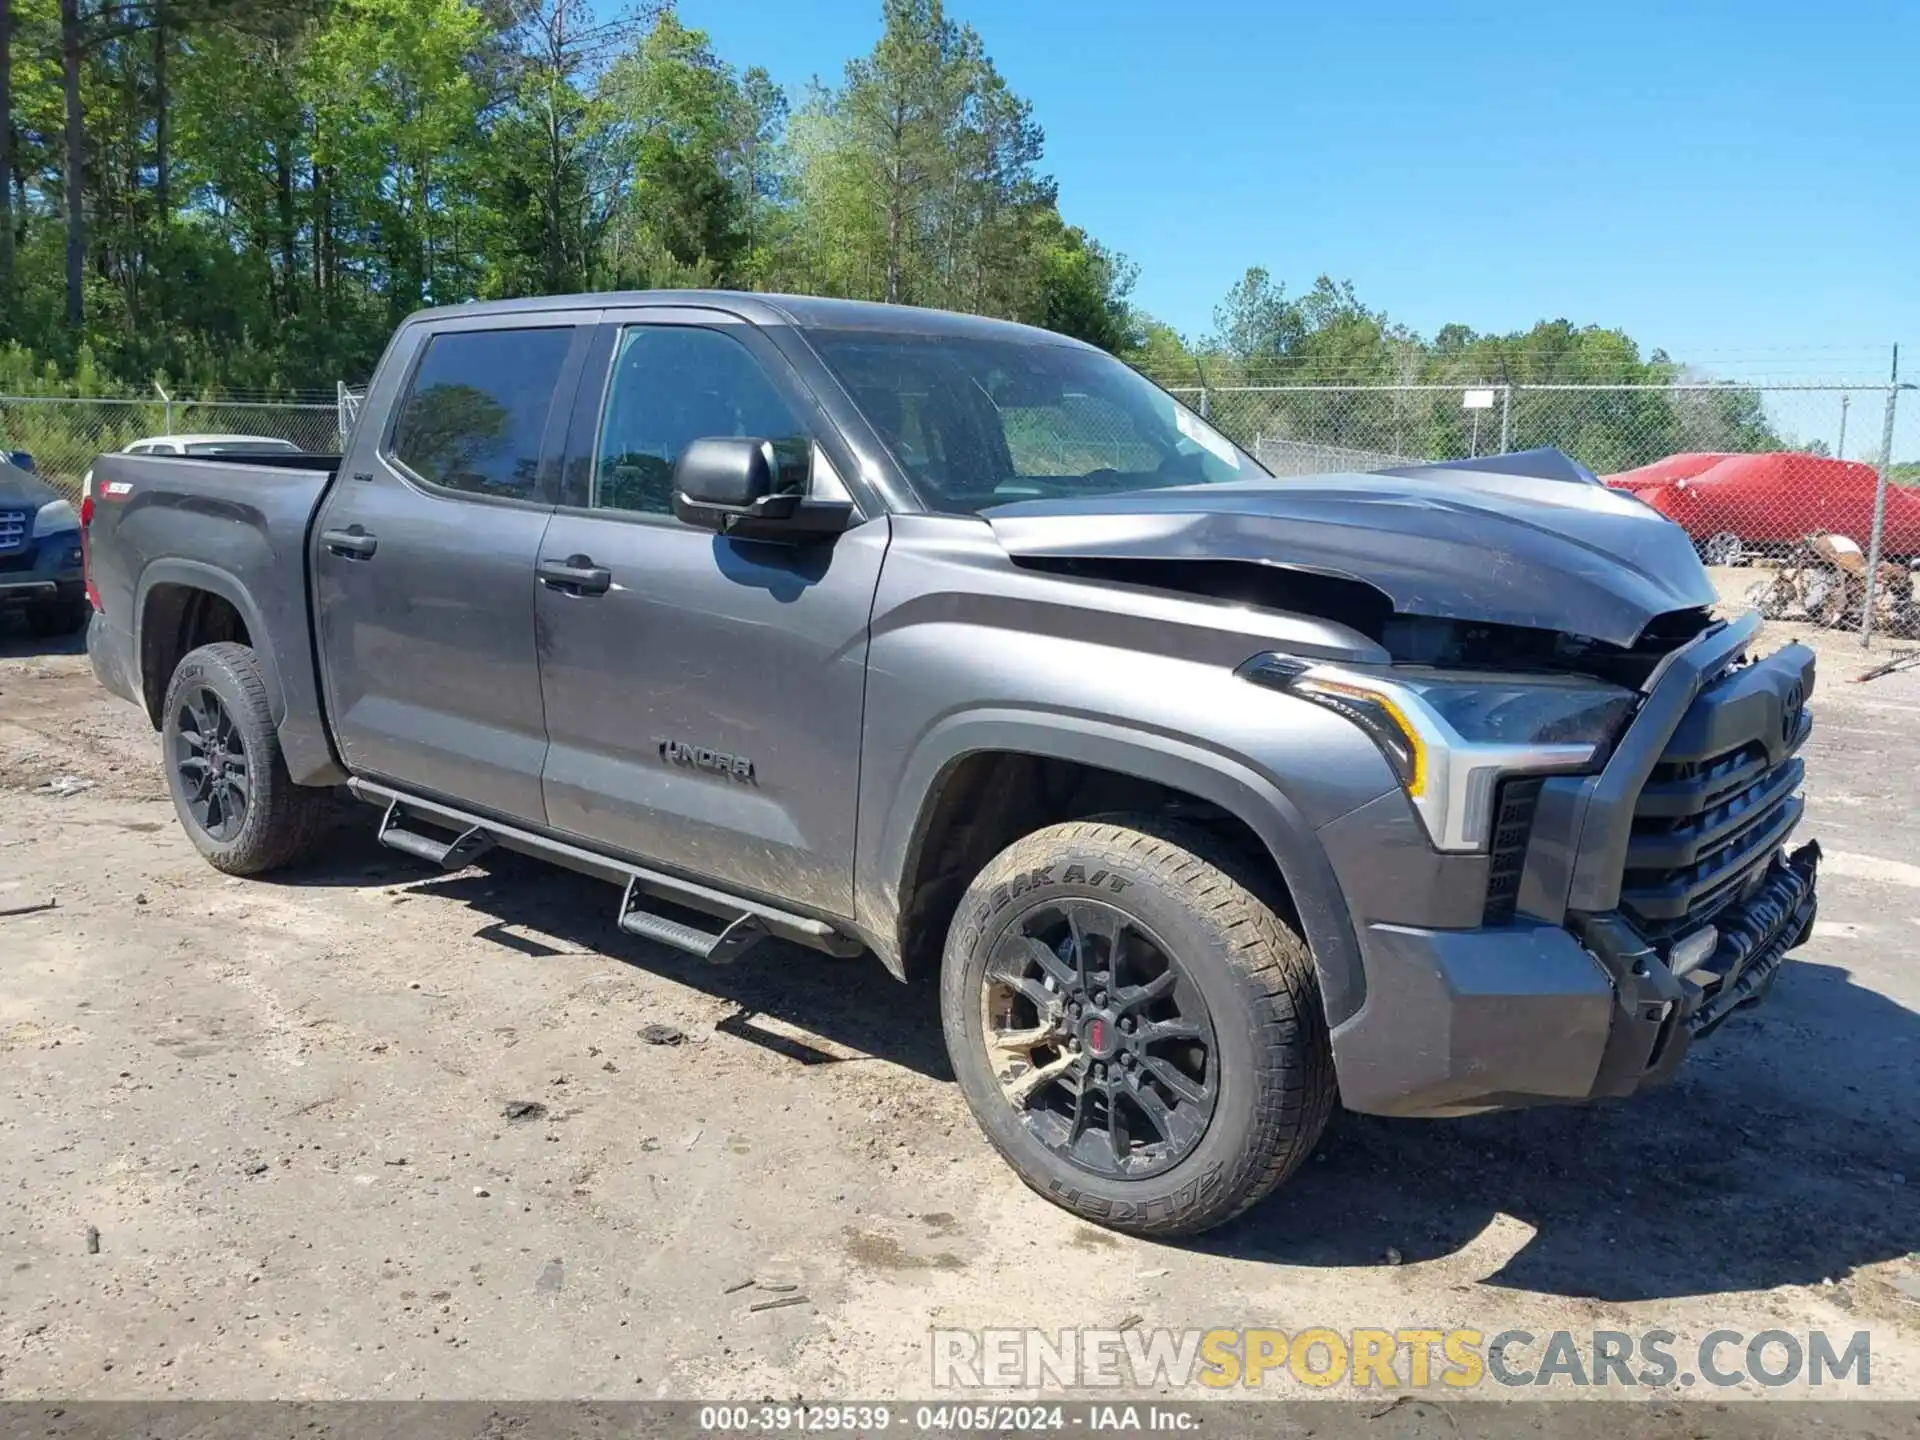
[
  {"x1": 161, "y1": 642, "x2": 331, "y2": 875},
  {"x1": 940, "y1": 816, "x2": 1335, "y2": 1237}
]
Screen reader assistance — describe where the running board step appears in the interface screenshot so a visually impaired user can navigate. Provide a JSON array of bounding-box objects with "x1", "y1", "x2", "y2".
[
  {"x1": 617, "y1": 877, "x2": 767, "y2": 965},
  {"x1": 346, "y1": 780, "x2": 864, "y2": 959},
  {"x1": 377, "y1": 799, "x2": 496, "y2": 870}
]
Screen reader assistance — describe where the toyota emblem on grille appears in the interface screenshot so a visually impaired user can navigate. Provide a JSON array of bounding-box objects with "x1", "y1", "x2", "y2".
[{"x1": 1780, "y1": 681, "x2": 1805, "y2": 743}]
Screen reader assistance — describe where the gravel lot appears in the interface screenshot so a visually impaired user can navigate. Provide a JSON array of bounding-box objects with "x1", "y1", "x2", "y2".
[{"x1": 1, "y1": 596, "x2": 1916, "y2": 1405}]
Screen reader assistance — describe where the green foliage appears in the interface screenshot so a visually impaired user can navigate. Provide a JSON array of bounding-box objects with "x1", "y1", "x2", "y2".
[
  {"x1": 0, "y1": 0, "x2": 1144, "y2": 396},
  {"x1": 0, "y1": 0, "x2": 1844, "y2": 490},
  {"x1": 1109, "y1": 266, "x2": 1797, "y2": 471}
]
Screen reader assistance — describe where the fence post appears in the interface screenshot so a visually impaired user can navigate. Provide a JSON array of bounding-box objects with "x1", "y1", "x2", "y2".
[
  {"x1": 1499, "y1": 384, "x2": 1514, "y2": 454},
  {"x1": 1860, "y1": 346, "x2": 1900, "y2": 647}
]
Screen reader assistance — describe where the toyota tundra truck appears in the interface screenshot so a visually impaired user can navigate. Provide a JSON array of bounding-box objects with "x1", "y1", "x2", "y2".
[{"x1": 80, "y1": 292, "x2": 1821, "y2": 1236}]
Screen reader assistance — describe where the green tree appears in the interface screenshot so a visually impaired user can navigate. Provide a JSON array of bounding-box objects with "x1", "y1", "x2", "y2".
[
  {"x1": 483, "y1": 0, "x2": 641, "y2": 297},
  {"x1": 1032, "y1": 222, "x2": 1136, "y2": 353},
  {"x1": 1, "y1": 0, "x2": 15, "y2": 323},
  {"x1": 597, "y1": 10, "x2": 749, "y2": 287}
]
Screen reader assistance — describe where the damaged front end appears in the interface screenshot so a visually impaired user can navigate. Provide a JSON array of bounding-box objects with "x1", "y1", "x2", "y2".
[
  {"x1": 1319, "y1": 605, "x2": 1821, "y2": 1117},
  {"x1": 986, "y1": 451, "x2": 1819, "y2": 1117},
  {"x1": 985, "y1": 447, "x2": 1719, "y2": 651}
]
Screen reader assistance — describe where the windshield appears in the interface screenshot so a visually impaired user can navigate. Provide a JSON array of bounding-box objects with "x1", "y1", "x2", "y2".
[{"x1": 806, "y1": 328, "x2": 1260, "y2": 513}]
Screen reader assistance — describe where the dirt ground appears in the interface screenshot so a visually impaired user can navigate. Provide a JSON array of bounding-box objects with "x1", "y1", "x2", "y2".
[{"x1": 1, "y1": 595, "x2": 1917, "y2": 1407}]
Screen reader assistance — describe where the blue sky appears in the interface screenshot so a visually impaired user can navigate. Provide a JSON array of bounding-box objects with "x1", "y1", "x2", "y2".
[{"x1": 677, "y1": 0, "x2": 1916, "y2": 391}]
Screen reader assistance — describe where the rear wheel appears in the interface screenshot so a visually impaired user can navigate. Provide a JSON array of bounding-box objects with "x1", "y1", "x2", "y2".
[
  {"x1": 161, "y1": 642, "x2": 331, "y2": 875},
  {"x1": 940, "y1": 815, "x2": 1335, "y2": 1237}
]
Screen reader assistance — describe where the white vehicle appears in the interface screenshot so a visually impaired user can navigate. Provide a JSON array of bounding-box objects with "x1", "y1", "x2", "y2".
[
  {"x1": 123, "y1": 433, "x2": 302, "y2": 458},
  {"x1": 84, "y1": 435, "x2": 302, "y2": 498}
]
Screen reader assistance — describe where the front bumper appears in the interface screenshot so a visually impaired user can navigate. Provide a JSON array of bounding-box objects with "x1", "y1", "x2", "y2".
[
  {"x1": 1331, "y1": 841, "x2": 1818, "y2": 1117},
  {"x1": 1327, "y1": 612, "x2": 1821, "y2": 1119},
  {"x1": 0, "y1": 530, "x2": 84, "y2": 609}
]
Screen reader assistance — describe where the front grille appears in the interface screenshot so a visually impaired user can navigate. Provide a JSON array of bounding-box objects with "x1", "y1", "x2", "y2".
[
  {"x1": 1483, "y1": 777, "x2": 1543, "y2": 924},
  {"x1": 0, "y1": 509, "x2": 26, "y2": 553},
  {"x1": 1621, "y1": 665, "x2": 1811, "y2": 942}
]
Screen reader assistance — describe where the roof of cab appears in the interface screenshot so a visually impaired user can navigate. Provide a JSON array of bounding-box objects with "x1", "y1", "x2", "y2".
[{"x1": 401, "y1": 290, "x2": 1094, "y2": 349}]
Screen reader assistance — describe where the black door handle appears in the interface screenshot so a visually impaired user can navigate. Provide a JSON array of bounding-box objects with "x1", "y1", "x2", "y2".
[
  {"x1": 538, "y1": 554, "x2": 612, "y2": 595},
  {"x1": 322, "y1": 525, "x2": 378, "y2": 559}
]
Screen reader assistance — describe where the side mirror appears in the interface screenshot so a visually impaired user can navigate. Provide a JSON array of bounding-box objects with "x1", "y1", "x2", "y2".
[{"x1": 671, "y1": 436, "x2": 853, "y2": 542}]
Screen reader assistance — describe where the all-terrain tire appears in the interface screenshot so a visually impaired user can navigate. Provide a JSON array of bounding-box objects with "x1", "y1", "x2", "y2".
[
  {"x1": 161, "y1": 642, "x2": 332, "y2": 875},
  {"x1": 940, "y1": 814, "x2": 1336, "y2": 1237}
]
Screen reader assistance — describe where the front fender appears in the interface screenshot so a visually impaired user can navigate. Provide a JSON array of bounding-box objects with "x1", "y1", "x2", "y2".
[{"x1": 858, "y1": 709, "x2": 1373, "y2": 1028}]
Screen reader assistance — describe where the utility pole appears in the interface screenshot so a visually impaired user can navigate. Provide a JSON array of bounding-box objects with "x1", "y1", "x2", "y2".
[
  {"x1": 1860, "y1": 345, "x2": 1904, "y2": 646},
  {"x1": 60, "y1": 0, "x2": 86, "y2": 329}
]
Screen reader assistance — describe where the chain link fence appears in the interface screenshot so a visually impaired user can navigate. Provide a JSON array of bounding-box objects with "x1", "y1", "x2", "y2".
[
  {"x1": 6, "y1": 375, "x2": 1916, "y2": 642},
  {"x1": 0, "y1": 396, "x2": 344, "y2": 501},
  {"x1": 1158, "y1": 377, "x2": 1917, "y2": 644}
]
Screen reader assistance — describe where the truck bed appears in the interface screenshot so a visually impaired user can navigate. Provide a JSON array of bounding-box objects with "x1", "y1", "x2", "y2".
[{"x1": 83, "y1": 450, "x2": 345, "y2": 786}]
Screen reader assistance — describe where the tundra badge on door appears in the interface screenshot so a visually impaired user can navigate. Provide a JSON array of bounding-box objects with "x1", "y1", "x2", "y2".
[{"x1": 657, "y1": 739, "x2": 756, "y2": 783}]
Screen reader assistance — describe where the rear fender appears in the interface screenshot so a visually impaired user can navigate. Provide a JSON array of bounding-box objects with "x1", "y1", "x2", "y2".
[
  {"x1": 136, "y1": 560, "x2": 282, "y2": 719},
  {"x1": 135, "y1": 558, "x2": 344, "y2": 785}
]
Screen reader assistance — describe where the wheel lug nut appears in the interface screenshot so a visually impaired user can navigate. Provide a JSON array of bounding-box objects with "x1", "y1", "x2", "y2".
[
  {"x1": 1119, "y1": 1017, "x2": 1134, "y2": 1034},
  {"x1": 1120, "y1": 1052, "x2": 1135, "y2": 1068}
]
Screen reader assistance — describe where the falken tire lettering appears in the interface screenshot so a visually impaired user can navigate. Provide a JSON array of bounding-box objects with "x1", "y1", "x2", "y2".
[{"x1": 975, "y1": 860, "x2": 1134, "y2": 929}]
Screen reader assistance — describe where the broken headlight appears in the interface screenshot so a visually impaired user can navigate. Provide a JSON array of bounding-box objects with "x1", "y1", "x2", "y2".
[{"x1": 1240, "y1": 654, "x2": 1637, "y2": 852}]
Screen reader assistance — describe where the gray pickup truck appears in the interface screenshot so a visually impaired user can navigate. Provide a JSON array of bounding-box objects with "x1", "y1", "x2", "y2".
[{"x1": 82, "y1": 292, "x2": 1820, "y2": 1235}]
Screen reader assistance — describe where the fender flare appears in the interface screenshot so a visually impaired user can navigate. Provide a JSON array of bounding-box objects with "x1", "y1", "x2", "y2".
[
  {"x1": 872, "y1": 709, "x2": 1369, "y2": 1027},
  {"x1": 134, "y1": 558, "x2": 285, "y2": 724}
]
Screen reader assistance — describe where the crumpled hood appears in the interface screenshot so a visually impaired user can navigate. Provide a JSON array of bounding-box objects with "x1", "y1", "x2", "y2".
[
  {"x1": 0, "y1": 459, "x2": 60, "y2": 511},
  {"x1": 983, "y1": 450, "x2": 1717, "y2": 648}
]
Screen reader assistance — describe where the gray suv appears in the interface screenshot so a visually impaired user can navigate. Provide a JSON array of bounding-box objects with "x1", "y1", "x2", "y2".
[{"x1": 80, "y1": 293, "x2": 1820, "y2": 1235}]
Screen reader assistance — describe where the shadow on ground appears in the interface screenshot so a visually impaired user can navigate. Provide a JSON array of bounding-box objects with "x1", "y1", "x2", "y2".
[
  {"x1": 271, "y1": 833, "x2": 953, "y2": 1081},
  {"x1": 1202, "y1": 955, "x2": 1919, "y2": 1301},
  {"x1": 0, "y1": 610, "x2": 88, "y2": 659},
  {"x1": 271, "y1": 824, "x2": 1916, "y2": 1305}
]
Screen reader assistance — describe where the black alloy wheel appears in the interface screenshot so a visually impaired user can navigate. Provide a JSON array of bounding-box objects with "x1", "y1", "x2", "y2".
[
  {"x1": 979, "y1": 897, "x2": 1219, "y2": 1179},
  {"x1": 171, "y1": 685, "x2": 251, "y2": 842}
]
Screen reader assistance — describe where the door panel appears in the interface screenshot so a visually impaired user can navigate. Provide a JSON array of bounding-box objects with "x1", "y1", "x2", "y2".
[
  {"x1": 534, "y1": 321, "x2": 884, "y2": 916},
  {"x1": 536, "y1": 516, "x2": 886, "y2": 914},
  {"x1": 314, "y1": 321, "x2": 581, "y2": 823}
]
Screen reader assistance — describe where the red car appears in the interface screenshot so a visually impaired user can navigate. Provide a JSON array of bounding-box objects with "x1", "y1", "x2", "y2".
[{"x1": 1604, "y1": 452, "x2": 1920, "y2": 564}]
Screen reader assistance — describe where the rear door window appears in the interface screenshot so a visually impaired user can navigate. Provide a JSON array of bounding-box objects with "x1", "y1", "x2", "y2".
[{"x1": 388, "y1": 327, "x2": 573, "y2": 499}]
